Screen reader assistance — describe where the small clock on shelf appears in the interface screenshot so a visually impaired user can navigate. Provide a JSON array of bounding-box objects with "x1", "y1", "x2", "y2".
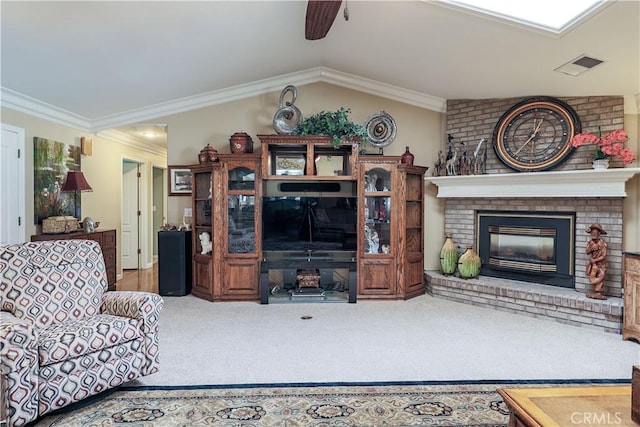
[{"x1": 492, "y1": 96, "x2": 581, "y2": 172}]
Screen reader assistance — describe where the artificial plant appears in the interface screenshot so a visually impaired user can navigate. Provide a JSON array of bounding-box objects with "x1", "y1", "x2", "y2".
[{"x1": 292, "y1": 107, "x2": 368, "y2": 148}]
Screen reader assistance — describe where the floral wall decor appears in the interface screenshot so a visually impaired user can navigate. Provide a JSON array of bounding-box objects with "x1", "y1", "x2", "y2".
[{"x1": 33, "y1": 137, "x2": 81, "y2": 224}]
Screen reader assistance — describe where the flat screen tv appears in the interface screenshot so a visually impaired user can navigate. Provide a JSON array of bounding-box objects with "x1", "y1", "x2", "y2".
[{"x1": 262, "y1": 196, "x2": 357, "y2": 252}]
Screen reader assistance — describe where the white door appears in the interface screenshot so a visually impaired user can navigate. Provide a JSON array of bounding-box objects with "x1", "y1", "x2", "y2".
[
  {"x1": 0, "y1": 124, "x2": 26, "y2": 245},
  {"x1": 121, "y1": 160, "x2": 140, "y2": 269}
]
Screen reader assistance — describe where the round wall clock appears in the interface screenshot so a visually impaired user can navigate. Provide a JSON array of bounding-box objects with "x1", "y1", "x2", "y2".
[{"x1": 492, "y1": 96, "x2": 581, "y2": 172}]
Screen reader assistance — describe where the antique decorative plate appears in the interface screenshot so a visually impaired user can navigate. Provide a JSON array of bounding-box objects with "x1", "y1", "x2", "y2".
[{"x1": 365, "y1": 111, "x2": 397, "y2": 148}]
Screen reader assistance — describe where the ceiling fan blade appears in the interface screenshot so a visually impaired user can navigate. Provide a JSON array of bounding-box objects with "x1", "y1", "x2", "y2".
[{"x1": 305, "y1": 0, "x2": 343, "y2": 40}]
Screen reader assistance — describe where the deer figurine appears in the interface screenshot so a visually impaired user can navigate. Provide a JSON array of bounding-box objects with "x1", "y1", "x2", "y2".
[
  {"x1": 473, "y1": 138, "x2": 487, "y2": 175},
  {"x1": 446, "y1": 146, "x2": 459, "y2": 176}
]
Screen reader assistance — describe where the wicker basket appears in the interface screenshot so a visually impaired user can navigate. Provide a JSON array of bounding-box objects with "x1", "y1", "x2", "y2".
[{"x1": 42, "y1": 216, "x2": 79, "y2": 234}]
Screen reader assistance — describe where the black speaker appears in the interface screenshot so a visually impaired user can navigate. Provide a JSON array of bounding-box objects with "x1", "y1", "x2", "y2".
[{"x1": 158, "y1": 230, "x2": 192, "y2": 296}]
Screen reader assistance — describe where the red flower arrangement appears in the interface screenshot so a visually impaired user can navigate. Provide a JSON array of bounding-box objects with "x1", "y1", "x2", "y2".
[{"x1": 571, "y1": 128, "x2": 636, "y2": 164}]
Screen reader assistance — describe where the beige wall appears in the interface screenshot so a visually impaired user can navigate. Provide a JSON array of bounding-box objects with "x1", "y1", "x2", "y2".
[
  {"x1": 624, "y1": 112, "x2": 640, "y2": 253},
  {"x1": 158, "y1": 82, "x2": 446, "y2": 269},
  {"x1": 1, "y1": 107, "x2": 167, "y2": 277}
]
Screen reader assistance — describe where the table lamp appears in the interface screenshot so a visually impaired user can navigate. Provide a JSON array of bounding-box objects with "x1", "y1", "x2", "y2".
[{"x1": 62, "y1": 171, "x2": 92, "y2": 219}]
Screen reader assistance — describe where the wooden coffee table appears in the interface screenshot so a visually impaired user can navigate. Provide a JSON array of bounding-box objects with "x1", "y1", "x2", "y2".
[{"x1": 497, "y1": 385, "x2": 637, "y2": 427}]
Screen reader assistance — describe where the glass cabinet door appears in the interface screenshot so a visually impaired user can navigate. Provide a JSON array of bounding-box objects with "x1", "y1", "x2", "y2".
[
  {"x1": 193, "y1": 170, "x2": 212, "y2": 255},
  {"x1": 363, "y1": 167, "x2": 392, "y2": 255},
  {"x1": 227, "y1": 166, "x2": 256, "y2": 254},
  {"x1": 228, "y1": 166, "x2": 255, "y2": 191}
]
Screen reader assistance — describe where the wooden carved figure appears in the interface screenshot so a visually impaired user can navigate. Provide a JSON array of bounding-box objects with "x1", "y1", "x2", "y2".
[{"x1": 585, "y1": 223, "x2": 608, "y2": 300}]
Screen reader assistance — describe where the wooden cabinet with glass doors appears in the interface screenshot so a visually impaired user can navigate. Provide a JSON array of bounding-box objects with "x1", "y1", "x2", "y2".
[
  {"x1": 190, "y1": 154, "x2": 261, "y2": 301},
  {"x1": 216, "y1": 153, "x2": 261, "y2": 300},
  {"x1": 358, "y1": 156, "x2": 427, "y2": 299},
  {"x1": 190, "y1": 163, "x2": 217, "y2": 301}
]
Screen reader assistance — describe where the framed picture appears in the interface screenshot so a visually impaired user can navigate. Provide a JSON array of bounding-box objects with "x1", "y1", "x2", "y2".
[
  {"x1": 273, "y1": 154, "x2": 306, "y2": 176},
  {"x1": 168, "y1": 166, "x2": 192, "y2": 196}
]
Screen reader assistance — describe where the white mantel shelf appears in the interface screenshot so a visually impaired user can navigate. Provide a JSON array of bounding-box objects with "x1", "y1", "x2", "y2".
[{"x1": 426, "y1": 168, "x2": 640, "y2": 198}]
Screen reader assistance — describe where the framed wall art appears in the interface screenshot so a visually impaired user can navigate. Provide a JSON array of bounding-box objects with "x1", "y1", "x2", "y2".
[
  {"x1": 168, "y1": 166, "x2": 192, "y2": 196},
  {"x1": 33, "y1": 137, "x2": 81, "y2": 223}
]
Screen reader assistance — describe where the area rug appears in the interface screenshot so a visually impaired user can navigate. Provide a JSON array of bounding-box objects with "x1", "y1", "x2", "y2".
[{"x1": 33, "y1": 380, "x2": 627, "y2": 426}]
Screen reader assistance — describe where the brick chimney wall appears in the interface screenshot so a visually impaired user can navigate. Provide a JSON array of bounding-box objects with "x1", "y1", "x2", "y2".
[
  {"x1": 445, "y1": 96, "x2": 625, "y2": 174},
  {"x1": 442, "y1": 96, "x2": 626, "y2": 297}
]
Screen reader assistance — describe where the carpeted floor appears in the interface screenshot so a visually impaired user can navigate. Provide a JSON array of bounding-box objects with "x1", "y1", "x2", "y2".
[{"x1": 32, "y1": 380, "x2": 628, "y2": 426}]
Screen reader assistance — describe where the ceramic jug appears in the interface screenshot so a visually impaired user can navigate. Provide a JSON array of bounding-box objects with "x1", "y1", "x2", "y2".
[
  {"x1": 440, "y1": 233, "x2": 458, "y2": 275},
  {"x1": 458, "y1": 245, "x2": 481, "y2": 279}
]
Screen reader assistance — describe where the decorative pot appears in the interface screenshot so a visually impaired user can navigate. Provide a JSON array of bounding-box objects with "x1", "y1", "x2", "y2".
[
  {"x1": 439, "y1": 233, "x2": 458, "y2": 275},
  {"x1": 401, "y1": 146, "x2": 415, "y2": 165},
  {"x1": 82, "y1": 217, "x2": 96, "y2": 233},
  {"x1": 198, "y1": 144, "x2": 219, "y2": 163},
  {"x1": 457, "y1": 245, "x2": 481, "y2": 279},
  {"x1": 592, "y1": 159, "x2": 610, "y2": 169},
  {"x1": 229, "y1": 132, "x2": 253, "y2": 154}
]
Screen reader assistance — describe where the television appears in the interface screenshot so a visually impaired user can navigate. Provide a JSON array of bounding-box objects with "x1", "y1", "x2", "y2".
[
  {"x1": 262, "y1": 180, "x2": 358, "y2": 254},
  {"x1": 262, "y1": 196, "x2": 357, "y2": 252}
]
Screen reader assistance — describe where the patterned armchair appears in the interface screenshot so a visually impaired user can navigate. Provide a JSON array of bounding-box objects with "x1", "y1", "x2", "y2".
[{"x1": 0, "y1": 239, "x2": 163, "y2": 426}]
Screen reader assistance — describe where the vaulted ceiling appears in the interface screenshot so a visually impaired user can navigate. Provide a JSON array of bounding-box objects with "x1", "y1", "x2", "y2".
[{"x1": 1, "y1": 1, "x2": 638, "y2": 148}]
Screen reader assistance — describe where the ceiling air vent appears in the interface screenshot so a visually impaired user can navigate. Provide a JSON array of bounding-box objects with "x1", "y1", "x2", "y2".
[{"x1": 554, "y1": 54, "x2": 604, "y2": 76}]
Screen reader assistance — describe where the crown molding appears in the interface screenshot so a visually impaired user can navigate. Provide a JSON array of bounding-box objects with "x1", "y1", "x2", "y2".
[
  {"x1": 91, "y1": 67, "x2": 446, "y2": 131},
  {"x1": 317, "y1": 68, "x2": 446, "y2": 113},
  {"x1": 89, "y1": 68, "x2": 323, "y2": 131},
  {"x1": 96, "y1": 129, "x2": 167, "y2": 156},
  {"x1": 1, "y1": 87, "x2": 91, "y2": 131},
  {"x1": 6, "y1": 70, "x2": 630, "y2": 134},
  {"x1": 2, "y1": 67, "x2": 446, "y2": 133}
]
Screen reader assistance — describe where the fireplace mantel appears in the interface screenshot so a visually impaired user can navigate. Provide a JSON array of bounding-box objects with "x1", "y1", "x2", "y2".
[{"x1": 427, "y1": 168, "x2": 640, "y2": 198}]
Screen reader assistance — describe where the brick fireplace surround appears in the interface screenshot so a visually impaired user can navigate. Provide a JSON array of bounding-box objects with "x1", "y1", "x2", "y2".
[
  {"x1": 426, "y1": 169, "x2": 640, "y2": 334},
  {"x1": 424, "y1": 96, "x2": 638, "y2": 334}
]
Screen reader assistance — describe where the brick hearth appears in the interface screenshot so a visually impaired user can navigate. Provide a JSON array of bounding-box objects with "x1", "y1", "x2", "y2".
[{"x1": 425, "y1": 271, "x2": 623, "y2": 334}]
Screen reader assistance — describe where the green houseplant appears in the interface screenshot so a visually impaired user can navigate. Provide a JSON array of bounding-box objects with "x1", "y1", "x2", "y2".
[{"x1": 292, "y1": 107, "x2": 368, "y2": 148}]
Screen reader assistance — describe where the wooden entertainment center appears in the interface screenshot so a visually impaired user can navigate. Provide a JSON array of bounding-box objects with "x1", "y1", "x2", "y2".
[{"x1": 189, "y1": 135, "x2": 427, "y2": 303}]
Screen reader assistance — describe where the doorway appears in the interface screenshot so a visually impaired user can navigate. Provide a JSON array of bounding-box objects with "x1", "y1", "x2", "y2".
[
  {"x1": 0, "y1": 124, "x2": 26, "y2": 245},
  {"x1": 122, "y1": 159, "x2": 143, "y2": 270},
  {"x1": 152, "y1": 166, "x2": 166, "y2": 257}
]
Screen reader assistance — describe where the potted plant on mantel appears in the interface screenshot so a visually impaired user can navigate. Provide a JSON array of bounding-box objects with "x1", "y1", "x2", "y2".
[
  {"x1": 292, "y1": 107, "x2": 368, "y2": 149},
  {"x1": 571, "y1": 128, "x2": 636, "y2": 169}
]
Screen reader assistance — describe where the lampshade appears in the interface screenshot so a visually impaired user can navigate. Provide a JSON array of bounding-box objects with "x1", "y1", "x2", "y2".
[{"x1": 62, "y1": 171, "x2": 93, "y2": 192}]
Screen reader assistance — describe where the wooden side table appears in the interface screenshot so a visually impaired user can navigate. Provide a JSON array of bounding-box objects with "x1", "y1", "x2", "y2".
[
  {"x1": 623, "y1": 252, "x2": 640, "y2": 342},
  {"x1": 498, "y1": 385, "x2": 637, "y2": 427}
]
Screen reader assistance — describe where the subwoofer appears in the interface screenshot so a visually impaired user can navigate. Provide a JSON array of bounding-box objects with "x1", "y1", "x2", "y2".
[{"x1": 158, "y1": 230, "x2": 192, "y2": 296}]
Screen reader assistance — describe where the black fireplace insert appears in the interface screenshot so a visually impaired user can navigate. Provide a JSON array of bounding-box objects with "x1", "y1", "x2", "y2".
[{"x1": 477, "y1": 211, "x2": 575, "y2": 288}]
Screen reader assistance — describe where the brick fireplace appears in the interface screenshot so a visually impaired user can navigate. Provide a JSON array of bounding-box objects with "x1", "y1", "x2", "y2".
[{"x1": 426, "y1": 168, "x2": 640, "y2": 333}]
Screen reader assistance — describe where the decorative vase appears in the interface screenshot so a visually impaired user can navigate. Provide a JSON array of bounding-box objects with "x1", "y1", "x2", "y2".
[
  {"x1": 439, "y1": 233, "x2": 458, "y2": 275},
  {"x1": 229, "y1": 132, "x2": 253, "y2": 154},
  {"x1": 457, "y1": 245, "x2": 481, "y2": 279},
  {"x1": 198, "y1": 144, "x2": 219, "y2": 163},
  {"x1": 401, "y1": 146, "x2": 415, "y2": 165},
  {"x1": 592, "y1": 159, "x2": 610, "y2": 169}
]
